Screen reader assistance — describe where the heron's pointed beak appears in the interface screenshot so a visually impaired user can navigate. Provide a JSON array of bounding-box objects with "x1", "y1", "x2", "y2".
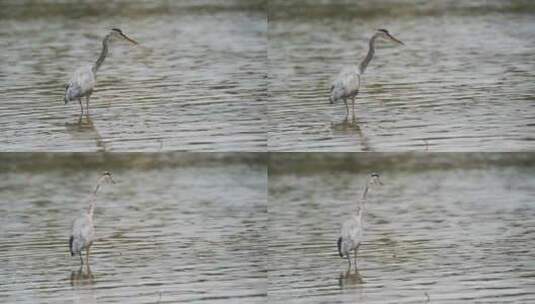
[
  {"x1": 109, "y1": 176, "x2": 116, "y2": 184},
  {"x1": 389, "y1": 34, "x2": 404, "y2": 46},
  {"x1": 373, "y1": 176, "x2": 384, "y2": 186},
  {"x1": 121, "y1": 33, "x2": 138, "y2": 45}
]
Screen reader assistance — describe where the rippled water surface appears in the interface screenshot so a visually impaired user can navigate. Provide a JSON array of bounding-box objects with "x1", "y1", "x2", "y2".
[
  {"x1": 268, "y1": 154, "x2": 535, "y2": 303},
  {"x1": 268, "y1": 0, "x2": 535, "y2": 151},
  {"x1": 0, "y1": 0, "x2": 266, "y2": 151},
  {"x1": 0, "y1": 154, "x2": 266, "y2": 303}
]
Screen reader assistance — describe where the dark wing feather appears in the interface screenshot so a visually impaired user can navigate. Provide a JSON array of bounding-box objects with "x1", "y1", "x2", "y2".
[
  {"x1": 337, "y1": 237, "x2": 343, "y2": 258},
  {"x1": 69, "y1": 236, "x2": 74, "y2": 256}
]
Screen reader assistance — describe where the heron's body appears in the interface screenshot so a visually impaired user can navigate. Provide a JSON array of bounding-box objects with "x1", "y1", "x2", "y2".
[
  {"x1": 64, "y1": 28, "x2": 137, "y2": 115},
  {"x1": 338, "y1": 213, "x2": 363, "y2": 259},
  {"x1": 69, "y1": 172, "x2": 114, "y2": 267},
  {"x1": 65, "y1": 65, "x2": 95, "y2": 103},
  {"x1": 330, "y1": 66, "x2": 361, "y2": 103},
  {"x1": 69, "y1": 211, "x2": 95, "y2": 260},
  {"x1": 329, "y1": 29, "x2": 403, "y2": 117}
]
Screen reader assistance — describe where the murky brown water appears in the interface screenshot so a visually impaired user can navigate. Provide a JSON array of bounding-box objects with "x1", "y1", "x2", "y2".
[
  {"x1": 0, "y1": 0, "x2": 266, "y2": 151},
  {"x1": 0, "y1": 154, "x2": 267, "y2": 303},
  {"x1": 268, "y1": 153, "x2": 535, "y2": 303},
  {"x1": 268, "y1": 0, "x2": 535, "y2": 151}
]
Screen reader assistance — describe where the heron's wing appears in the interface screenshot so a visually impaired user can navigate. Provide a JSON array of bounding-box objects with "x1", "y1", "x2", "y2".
[
  {"x1": 339, "y1": 217, "x2": 362, "y2": 254},
  {"x1": 340, "y1": 70, "x2": 360, "y2": 96},
  {"x1": 65, "y1": 82, "x2": 82, "y2": 100},
  {"x1": 330, "y1": 76, "x2": 347, "y2": 101},
  {"x1": 70, "y1": 213, "x2": 94, "y2": 252},
  {"x1": 340, "y1": 216, "x2": 362, "y2": 238},
  {"x1": 330, "y1": 66, "x2": 360, "y2": 101},
  {"x1": 66, "y1": 65, "x2": 95, "y2": 99}
]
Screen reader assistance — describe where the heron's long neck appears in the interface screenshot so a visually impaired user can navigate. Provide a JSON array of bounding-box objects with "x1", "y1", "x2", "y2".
[
  {"x1": 87, "y1": 176, "x2": 106, "y2": 217},
  {"x1": 93, "y1": 35, "x2": 110, "y2": 74},
  {"x1": 362, "y1": 183, "x2": 370, "y2": 200},
  {"x1": 356, "y1": 182, "x2": 371, "y2": 220},
  {"x1": 358, "y1": 34, "x2": 378, "y2": 75},
  {"x1": 87, "y1": 196, "x2": 97, "y2": 218}
]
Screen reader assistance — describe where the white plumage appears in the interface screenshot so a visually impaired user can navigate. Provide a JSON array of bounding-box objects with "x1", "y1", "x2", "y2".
[
  {"x1": 330, "y1": 66, "x2": 361, "y2": 104},
  {"x1": 70, "y1": 211, "x2": 95, "y2": 258},
  {"x1": 338, "y1": 213, "x2": 363, "y2": 258},
  {"x1": 64, "y1": 65, "x2": 95, "y2": 104}
]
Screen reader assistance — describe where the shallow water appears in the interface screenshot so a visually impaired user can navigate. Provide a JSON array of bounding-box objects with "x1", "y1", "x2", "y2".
[
  {"x1": 0, "y1": 154, "x2": 266, "y2": 303},
  {"x1": 0, "y1": 0, "x2": 266, "y2": 151},
  {"x1": 268, "y1": 154, "x2": 535, "y2": 303},
  {"x1": 268, "y1": 0, "x2": 535, "y2": 151}
]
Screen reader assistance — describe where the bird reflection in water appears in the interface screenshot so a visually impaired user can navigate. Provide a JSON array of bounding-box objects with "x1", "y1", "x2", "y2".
[
  {"x1": 70, "y1": 266, "x2": 97, "y2": 304},
  {"x1": 64, "y1": 114, "x2": 106, "y2": 150},
  {"x1": 331, "y1": 115, "x2": 360, "y2": 132},
  {"x1": 338, "y1": 267, "x2": 363, "y2": 289},
  {"x1": 330, "y1": 116, "x2": 371, "y2": 151},
  {"x1": 66, "y1": 113, "x2": 95, "y2": 129},
  {"x1": 70, "y1": 265, "x2": 94, "y2": 287}
]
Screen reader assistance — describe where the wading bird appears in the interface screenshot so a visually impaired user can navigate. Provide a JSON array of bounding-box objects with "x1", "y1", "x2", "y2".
[
  {"x1": 337, "y1": 173, "x2": 382, "y2": 271},
  {"x1": 329, "y1": 29, "x2": 404, "y2": 117},
  {"x1": 69, "y1": 172, "x2": 115, "y2": 267},
  {"x1": 64, "y1": 28, "x2": 138, "y2": 115}
]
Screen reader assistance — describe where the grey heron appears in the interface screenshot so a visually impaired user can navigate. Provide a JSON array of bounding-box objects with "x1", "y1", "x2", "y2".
[
  {"x1": 69, "y1": 171, "x2": 115, "y2": 267},
  {"x1": 329, "y1": 29, "x2": 404, "y2": 117},
  {"x1": 64, "y1": 28, "x2": 138, "y2": 115},
  {"x1": 337, "y1": 173, "x2": 382, "y2": 271}
]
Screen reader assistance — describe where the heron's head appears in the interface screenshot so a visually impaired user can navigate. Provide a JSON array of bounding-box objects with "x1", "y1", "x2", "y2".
[
  {"x1": 368, "y1": 172, "x2": 383, "y2": 187},
  {"x1": 101, "y1": 171, "x2": 116, "y2": 184},
  {"x1": 376, "y1": 29, "x2": 404, "y2": 45},
  {"x1": 110, "y1": 28, "x2": 138, "y2": 45}
]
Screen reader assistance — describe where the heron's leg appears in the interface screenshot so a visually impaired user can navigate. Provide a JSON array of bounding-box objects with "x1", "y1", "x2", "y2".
[
  {"x1": 78, "y1": 98, "x2": 83, "y2": 115},
  {"x1": 354, "y1": 244, "x2": 361, "y2": 270},
  {"x1": 343, "y1": 98, "x2": 349, "y2": 117},
  {"x1": 79, "y1": 252, "x2": 84, "y2": 266},
  {"x1": 86, "y1": 95, "x2": 90, "y2": 115},
  {"x1": 346, "y1": 253, "x2": 352, "y2": 271},
  {"x1": 86, "y1": 246, "x2": 90, "y2": 267},
  {"x1": 351, "y1": 96, "x2": 356, "y2": 118}
]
